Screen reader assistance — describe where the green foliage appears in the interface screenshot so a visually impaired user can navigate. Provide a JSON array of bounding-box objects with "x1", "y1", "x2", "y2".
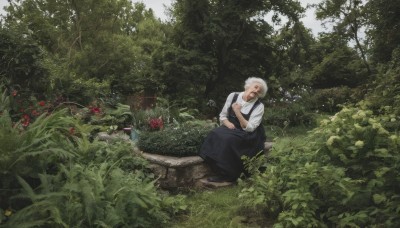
[
  {"x1": 239, "y1": 107, "x2": 400, "y2": 227},
  {"x1": 132, "y1": 106, "x2": 170, "y2": 131},
  {"x1": 138, "y1": 121, "x2": 215, "y2": 157},
  {"x1": 0, "y1": 88, "x2": 187, "y2": 227},
  {"x1": 0, "y1": 109, "x2": 76, "y2": 178},
  {"x1": 307, "y1": 86, "x2": 355, "y2": 113},
  {"x1": 265, "y1": 102, "x2": 317, "y2": 128},
  {"x1": 88, "y1": 103, "x2": 133, "y2": 130},
  {"x1": 363, "y1": 58, "x2": 400, "y2": 132},
  {"x1": 172, "y1": 186, "x2": 245, "y2": 228},
  {"x1": 310, "y1": 45, "x2": 369, "y2": 89},
  {"x1": 4, "y1": 164, "x2": 171, "y2": 228},
  {"x1": 0, "y1": 26, "x2": 50, "y2": 93},
  {"x1": 366, "y1": 0, "x2": 400, "y2": 63}
]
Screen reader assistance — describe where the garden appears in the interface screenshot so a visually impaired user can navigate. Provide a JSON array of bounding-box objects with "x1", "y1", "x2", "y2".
[{"x1": 1, "y1": 0, "x2": 400, "y2": 227}]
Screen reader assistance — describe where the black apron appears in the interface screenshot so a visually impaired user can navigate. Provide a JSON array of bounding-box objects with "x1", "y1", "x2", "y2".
[{"x1": 199, "y1": 93, "x2": 266, "y2": 179}]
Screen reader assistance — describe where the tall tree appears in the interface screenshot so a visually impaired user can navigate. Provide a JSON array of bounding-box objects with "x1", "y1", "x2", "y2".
[
  {"x1": 158, "y1": 0, "x2": 304, "y2": 107},
  {"x1": 270, "y1": 21, "x2": 316, "y2": 92},
  {"x1": 315, "y1": 0, "x2": 371, "y2": 74},
  {"x1": 365, "y1": 0, "x2": 400, "y2": 63}
]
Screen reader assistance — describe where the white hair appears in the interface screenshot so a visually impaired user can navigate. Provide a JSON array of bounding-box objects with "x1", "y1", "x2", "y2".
[{"x1": 244, "y1": 77, "x2": 268, "y2": 98}]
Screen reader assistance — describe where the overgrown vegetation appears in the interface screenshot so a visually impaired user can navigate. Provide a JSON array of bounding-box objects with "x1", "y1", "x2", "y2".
[
  {"x1": 0, "y1": 87, "x2": 186, "y2": 227},
  {"x1": 238, "y1": 72, "x2": 400, "y2": 227}
]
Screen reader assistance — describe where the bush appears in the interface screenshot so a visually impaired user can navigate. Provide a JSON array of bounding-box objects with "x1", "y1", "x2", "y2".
[
  {"x1": 239, "y1": 107, "x2": 400, "y2": 227},
  {"x1": 138, "y1": 121, "x2": 215, "y2": 157},
  {"x1": 363, "y1": 61, "x2": 400, "y2": 132},
  {"x1": 307, "y1": 86, "x2": 355, "y2": 113},
  {"x1": 264, "y1": 102, "x2": 317, "y2": 128}
]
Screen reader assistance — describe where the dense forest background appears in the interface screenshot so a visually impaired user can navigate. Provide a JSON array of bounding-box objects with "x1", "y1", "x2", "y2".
[{"x1": 1, "y1": 0, "x2": 398, "y2": 113}]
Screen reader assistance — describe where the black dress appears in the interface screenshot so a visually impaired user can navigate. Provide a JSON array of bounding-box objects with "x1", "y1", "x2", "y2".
[{"x1": 199, "y1": 93, "x2": 266, "y2": 180}]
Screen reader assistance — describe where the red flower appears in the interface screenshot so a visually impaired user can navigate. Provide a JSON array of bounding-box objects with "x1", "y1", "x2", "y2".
[
  {"x1": 69, "y1": 127, "x2": 75, "y2": 135},
  {"x1": 31, "y1": 110, "x2": 40, "y2": 116},
  {"x1": 149, "y1": 118, "x2": 164, "y2": 130},
  {"x1": 38, "y1": 101, "x2": 45, "y2": 106},
  {"x1": 22, "y1": 114, "x2": 30, "y2": 127},
  {"x1": 90, "y1": 107, "x2": 101, "y2": 114}
]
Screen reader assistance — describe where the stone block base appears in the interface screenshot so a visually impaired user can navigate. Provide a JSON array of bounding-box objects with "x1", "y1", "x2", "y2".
[{"x1": 141, "y1": 153, "x2": 214, "y2": 189}]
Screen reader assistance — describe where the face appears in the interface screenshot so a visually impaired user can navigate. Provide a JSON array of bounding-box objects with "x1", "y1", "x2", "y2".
[{"x1": 246, "y1": 83, "x2": 263, "y2": 100}]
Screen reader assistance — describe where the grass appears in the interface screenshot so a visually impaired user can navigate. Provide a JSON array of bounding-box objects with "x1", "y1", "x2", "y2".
[{"x1": 170, "y1": 186, "x2": 250, "y2": 228}]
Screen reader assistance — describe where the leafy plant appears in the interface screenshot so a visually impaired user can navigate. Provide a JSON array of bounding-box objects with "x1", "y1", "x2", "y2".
[
  {"x1": 4, "y1": 164, "x2": 172, "y2": 228},
  {"x1": 0, "y1": 86, "x2": 187, "y2": 227},
  {"x1": 137, "y1": 121, "x2": 215, "y2": 157},
  {"x1": 239, "y1": 107, "x2": 400, "y2": 227},
  {"x1": 264, "y1": 101, "x2": 317, "y2": 128}
]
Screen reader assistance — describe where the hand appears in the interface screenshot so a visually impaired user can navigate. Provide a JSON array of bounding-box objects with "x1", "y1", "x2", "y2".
[
  {"x1": 231, "y1": 102, "x2": 242, "y2": 113},
  {"x1": 224, "y1": 121, "x2": 235, "y2": 129}
]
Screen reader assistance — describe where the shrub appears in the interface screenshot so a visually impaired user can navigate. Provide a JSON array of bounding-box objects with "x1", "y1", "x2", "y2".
[
  {"x1": 239, "y1": 107, "x2": 400, "y2": 227},
  {"x1": 137, "y1": 121, "x2": 215, "y2": 157},
  {"x1": 363, "y1": 62, "x2": 400, "y2": 132},
  {"x1": 307, "y1": 86, "x2": 355, "y2": 113},
  {"x1": 264, "y1": 102, "x2": 317, "y2": 128}
]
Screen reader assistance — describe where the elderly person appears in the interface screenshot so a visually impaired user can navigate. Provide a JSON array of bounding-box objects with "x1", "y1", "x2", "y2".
[{"x1": 199, "y1": 77, "x2": 268, "y2": 182}]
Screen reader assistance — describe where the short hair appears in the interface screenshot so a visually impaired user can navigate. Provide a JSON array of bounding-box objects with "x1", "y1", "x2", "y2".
[{"x1": 244, "y1": 77, "x2": 268, "y2": 98}]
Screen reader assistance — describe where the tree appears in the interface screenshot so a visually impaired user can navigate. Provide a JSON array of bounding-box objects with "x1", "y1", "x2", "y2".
[
  {"x1": 157, "y1": 0, "x2": 304, "y2": 108},
  {"x1": 365, "y1": 0, "x2": 400, "y2": 63},
  {"x1": 309, "y1": 33, "x2": 368, "y2": 88},
  {"x1": 315, "y1": 0, "x2": 371, "y2": 74},
  {"x1": 269, "y1": 21, "x2": 316, "y2": 92},
  {"x1": 3, "y1": 0, "x2": 162, "y2": 100},
  {"x1": 0, "y1": 25, "x2": 49, "y2": 93}
]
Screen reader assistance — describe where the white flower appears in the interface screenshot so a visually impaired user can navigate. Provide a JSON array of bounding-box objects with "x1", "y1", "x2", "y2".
[
  {"x1": 355, "y1": 140, "x2": 364, "y2": 148},
  {"x1": 326, "y1": 136, "x2": 340, "y2": 146}
]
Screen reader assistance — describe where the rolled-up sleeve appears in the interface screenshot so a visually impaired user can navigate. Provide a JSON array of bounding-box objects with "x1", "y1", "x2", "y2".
[{"x1": 244, "y1": 103, "x2": 264, "y2": 132}]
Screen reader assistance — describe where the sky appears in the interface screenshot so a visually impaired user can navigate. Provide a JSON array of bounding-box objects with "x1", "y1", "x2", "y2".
[{"x1": 0, "y1": 0, "x2": 329, "y2": 36}]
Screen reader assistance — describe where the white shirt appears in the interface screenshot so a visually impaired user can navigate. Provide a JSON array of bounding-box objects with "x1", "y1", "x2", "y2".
[{"x1": 219, "y1": 92, "x2": 264, "y2": 132}]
